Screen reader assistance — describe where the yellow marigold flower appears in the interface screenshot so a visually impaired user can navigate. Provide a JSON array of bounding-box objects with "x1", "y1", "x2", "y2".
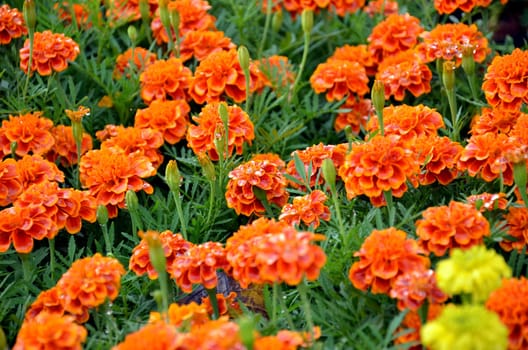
[
  {"x1": 421, "y1": 304, "x2": 508, "y2": 350},
  {"x1": 436, "y1": 245, "x2": 511, "y2": 302}
]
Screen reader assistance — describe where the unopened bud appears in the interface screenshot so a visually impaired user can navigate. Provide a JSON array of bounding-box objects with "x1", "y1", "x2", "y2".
[
  {"x1": 159, "y1": 0, "x2": 171, "y2": 33},
  {"x1": 127, "y1": 26, "x2": 138, "y2": 43},
  {"x1": 143, "y1": 230, "x2": 167, "y2": 275},
  {"x1": 461, "y1": 45, "x2": 475, "y2": 76},
  {"x1": 442, "y1": 61, "x2": 456, "y2": 92},
  {"x1": 218, "y1": 102, "x2": 230, "y2": 129},
  {"x1": 0, "y1": 327, "x2": 6, "y2": 350},
  {"x1": 23, "y1": 0, "x2": 37, "y2": 33},
  {"x1": 301, "y1": 9, "x2": 313, "y2": 35},
  {"x1": 321, "y1": 158, "x2": 336, "y2": 192},
  {"x1": 10, "y1": 141, "x2": 17, "y2": 158},
  {"x1": 139, "y1": 0, "x2": 150, "y2": 23},
  {"x1": 371, "y1": 80, "x2": 385, "y2": 115},
  {"x1": 165, "y1": 160, "x2": 181, "y2": 191},
  {"x1": 272, "y1": 9, "x2": 283, "y2": 32},
  {"x1": 237, "y1": 45, "x2": 250, "y2": 73},
  {"x1": 125, "y1": 190, "x2": 139, "y2": 212},
  {"x1": 96, "y1": 204, "x2": 109, "y2": 226},
  {"x1": 238, "y1": 315, "x2": 256, "y2": 350},
  {"x1": 197, "y1": 153, "x2": 216, "y2": 181},
  {"x1": 169, "y1": 8, "x2": 180, "y2": 33}
]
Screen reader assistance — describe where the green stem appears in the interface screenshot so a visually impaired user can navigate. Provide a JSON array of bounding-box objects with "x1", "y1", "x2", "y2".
[
  {"x1": 171, "y1": 190, "x2": 188, "y2": 240},
  {"x1": 271, "y1": 282, "x2": 278, "y2": 328},
  {"x1": 100, "y1": 222, "x2": 113, "y2": 256},
  {"x1": 276, "y1": 284, "x2": 295, "y2": 329},
  {"x1": 446, "y1": 89, "x2": 458, "y2": 141},
  {"x1": 49, "y1": 238, "x2": 56, "y2": 280},
  {"x1": 206, "y1": 287, "x2": 220, "y2": 320},
  {"x1": 22, "y1": 29, "x2": 34, "y2": 99},
  {"x1": 158, "y1": 269, "x2": 170, "y2": 316},
  {"x1": 257, "y1": 0, "x2": 273, "y2": 58},
  {"x1": 291, "y1": 30, "x2": 311, "y2": 98},
  {"x1": 384, "y1": 190, "x2": 395, "y2": 227},
  {"x1": 298, "y1": 279, "x2": 315, "y2": 334},
  {"x1": 330, "y1": 188, "x2": 346, "y2": 247},
  {"x1": 19, "y1": 253, "x2": 32, "y2": 283}
]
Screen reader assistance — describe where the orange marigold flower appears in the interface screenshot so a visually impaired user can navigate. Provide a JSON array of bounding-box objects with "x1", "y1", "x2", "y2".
[
  {"x1": 457, "y1": 132, "x2": 514, "y2": 185},
  {"x1": 17, "y1": 154, "x2": 64, "y2": 190},
  {"x1": 79, "y1": 147, "x2": 156, "y2": 218},
  {"x1": 310, "y1": 59, "x2": 369, "y2": 102},
  {"x1": 180, "y1": 30, "x2": 236, "y2": 62},
  {"x1": 415, "y1": 201, "x2": 491, "y2": 257},
  {"x1": 112, "y1": 322, "x2": 184, "y2": 350},
  {"x1": 130, "y1": 230, "x2": 193, "y2": 279},
  {"x1": 187, "y1": 102, "x2": 255, "y2": 161},
  {"x1": 54, "y1": 2, "x2": 93, "y2": 28},
  {"x1": 0, "y1": 4, "x2": 27, "y2": 45},
  {"x1": 417, "y1": 23, "x2": 489, "y2": 66},
  {"x1": 486, "y1": 277, "x2": 528, "y2": 350},
  {"x1": 114, "y1": 47, "x2": 157, "y2": 79},
  {"x1": 335, "y1": 96, "x2": 374, "y2": 134},
  {"x1": 363, "y1": 0, "x2": 399, "y2": 17},
  {"x1": 501, "y1": 205, "x2": 528, "y2": 252},
  {"x1": 134, "y1": 99, "x2": 190, "y2": 145},
  {"x1": 279, "y1": 190, "x2": 331, "y2": 228},
  {"x1": 286, "y1": 143, "x2": 348, "y2": 189},
  {"x1": 329, "y1": 0, "x2": 366, "y2": 16},
  {"x1": 470, "y1": 107, "x2": 525, "y2": 136},
  {"x1": 348, "y1": 227, "x2": 430, "y2": 294},
  {"x1": 367, "y1": 13, "x2": 423, "y2": 64},
  {"x1": 106, "y1": 0, "x2": 158, "y2": 23},
  {"x1": 261, "y1": 0, "x2": 302, "y2": 18},
  {"x1": 189, "y1": 49, "x2": 248, "y2": 104},
  {"x1": 169, "y1": 241, "x2": 230, "y2": 293},
  {"x1": 151, "y1": 0, "x2": 216, "y2": 45},
  {"x1": 25, "y1": 287, "x2": 65, "y2": 320},
  {"x1": 367, "y1": 105, "x2": 444, "y2": 143},
  {"x1": 508, "y1": 112, "x2": 528, "y2": 146},
  {"x1": 375, "y1": 50, "x2": 432, "y2": 101},
  {"x1": 46, "y1": 125, "x2": 93, "y2": 167},
  {"x1": 165, "y1": 302, "x2": 210, "y2": 327},
  {"x1": 413, "y1": 135, "x2": 463, "y2": 186},
  {"x1": 56, "y1": 253, "x2": 126, "y2": 323},
  {"x1": 0, "y1": 158, "x2": 22, "y2": 206},
  {"x1": 98, "y1": 125, "x2": 165, "y2": 168},
  {"x1": 55, "y1": 187, "x2": 97, "y2": 234},
  {"x1": 338, "y1": 135, "x2": 420, "y2": 207},
  {"x1": 13, "y1": 312, "x2": 87, "y2": 350},
  {"x1": 466, "y1": 192, "x2": 508, "y2": 212},
  {"x1": 330, "y1": 44, "x2": 377, "y2": 76},
  {"x1": 434, "y1": 0, "x2": 476, "y2": 13},
  {"x1": 226, "y1": 154, "x2": 289, "y2": 216},
  {"x1": 19, "y1": 30, "x2": 80, "y2": 76},
  {"x1": 183, "y1": 317, "x2": 242, "y2": 349},
  {"x1": 140, "y1": 57, "x2": 192, "y2": 104},
  {"x1": 394, "y1": 303, "x2": 444, "y2": 349},
  {"x1": 251, "y1": 55, "x2": 296, "y2": 93},
  {"x1": 255, "y1": 328, "x2": 320, "y2": 349},
  {"x1": 226, "y1": 217, "x2": 326, "y2": 288},
  {"x1": 482, "y1": 48, "x2": 528, "y2": 112},
  {"x1": 389, "y1": 269, "x2": 448, "y2": 311},
  {"x1": 0, "y1": 112, "x2": 55, "y2": 158},
  {"x1": 201, "y1": 291, "x2": 240, "y2": 318}
]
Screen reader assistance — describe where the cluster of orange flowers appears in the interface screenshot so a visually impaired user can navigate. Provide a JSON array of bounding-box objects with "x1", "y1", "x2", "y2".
[
  {"x1": 434, "y1": 0, "x2": 508, "y2": 14},
  {"x1": 0, "y1": 4, "x2": 27, "y2": 45},
  {"x1": 261, "y1": 0, "x2": 398, "y2": 18}
]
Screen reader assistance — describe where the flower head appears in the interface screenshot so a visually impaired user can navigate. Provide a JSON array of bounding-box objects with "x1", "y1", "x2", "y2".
[
  {"x1": 486, "y1": 277, "x2": 528, "y2": 350},
  {"x1": 501, "y1": 205, "x2": 528, "y2": 252},
  {"x1": 54, "y1": 2, "x2": 94, "y2": 28},
  {"x1": 414, "y1": 135, "x2": 463, "y2": 186},
  {"x1": 16, "y1": 154, "x2": 64, "y2": 190},
  {"x1": 251, "y1": 55, "x2": 296, "y2": 93},
  {"x1": 151, "y1": 301, "x2": 210, "y2": 328},
  {"x1": 180, "y1": 30, "x2": 235, "y2": 62},
  {"x1": 226, "y1": 217, "x2": 326, "y2": 288},
  {"x1": 25, "y1": 287, "x2": 65, "y2": 320},
  {"x1": 112, "y1": 322, "x2": 183, "y2": 350},
  {"x1": 46, "y1": 125, "x2": 93, "y2": 167},
  {"x1": 0, "y1": 158, "x2": 22, "y2": 206},
  {"x1": 470, "y1": 107, "x2": 524, "y2": 136},
  {"x1": 389, "y1": 269, "x2": 448, "y2": 311},
  {"x1": 329, "y1": 0, "x2": 366, "y2": 16},
  {"x1": 466, "y1": 192, "x2": 508, "y2": 212},
  {"x1": 434, "y1": 0, "x2": 478, "y2": 14},
  {"x1": 279, "y1": 190, "x2": 331, "y2": 228},
  {"x1": 140, "y1": 57, "x2": 193, "y2": 104},
  {"x1": 0, "y1": 112, "x2": 55, "y2": 158},
  {"x1": 334, "y1": 96, "x2": 374, "y2": 133},
  {"x1": 106, "y1": 0, "x2": 159, "y2": 23},
  {"x1": 436, "y1": 245, "x2": 511, "y2": 302},
  {"x1": 187, "y1": 102, "x2": 255, "y2": 161},
  {"x1": 226, "y1": 154, "x2": 289, "y2": 216},
  {"x1": 0, "y1": 4, "x2": 27, "y2": 45},
  {"x1": 349, "y1": 227, "x2": 430, "y2": 294},
  {"x1": 13, "y1": 312, "x2": 87, "y2": 350},
  {"x1": 56, "y1": 253, "x2": 126, "y2": 323},
  {"x1": 363, "y1": 0, "x2": 399, "y2": 17},
  {"x1": 482, "y1": 49, "x2": 528, "y2": 112},
  {"x1": 114, "y1": 47, "x2": 157, "y2": 79},
  {"x1": 420, "y1": 304, "x2": 508, "y2": 350},
  {"x1": 329, "y1": 44, "x2": 377, "y2": 76},
  {"x1": 19, "y1": 30, "x2": 80, "y2": 76},
  {"x1": 310, "y1": 59, "x2": 369, "y2": 102}
]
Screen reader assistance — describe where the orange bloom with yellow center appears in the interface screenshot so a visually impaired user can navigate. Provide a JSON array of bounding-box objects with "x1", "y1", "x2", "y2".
[
  {"x1": 79, "y1": 147, "x2": 156, "y2": 218},
  {"x1": 180, "y1": 30, "x2": 236, "y2": 62},
  {"x1": 56, "y1": 253, "x2": 126, "y2": 323},
  {"x1": 225, "y1": 154, "x2": 289, "y2": 216},
  {"x1": 470, "y1": 107, "x2": 525, "y2": 136},
  {"x1": 16, "y1": 154, "x2": 64, "y2": 190},
  {"x1": 251, "y1": 55, "x2": 296, "y2": 93},
  {"x1": 434, "y1": 0, "x2": 477, "y2": 13},
  {"x1": 169, "y1": 241, "x2": 230, "y2": 293},
  {"x1": 151, "y1": 0, "x2": 216, "y2": 45},
  {"x1": 367, "y1": 13, "x2": 423, "y2": 64},
  {"x1": 0, "y1": 4, "x2": 27, "y2": 45},
  {"x1": 130, "y1": 230, "x2": 193, "y2": 279},
  {"x1": 338, "y1": 135, "x2": 420, "y2": 207},
  {"x1": 415, "y1": 201, "x2": 490, "y2": 257},
  {"x1": 466, "y1": 192, "x2": 508, "y2": 212},
  {"x1": 367, "y1": 104, "x2": 445, "y2": 144},
  {"x1": 457, "y1": 132, "x2": 514, "y2": 185},
  {"x1": 486, "y1": 277, "x2": 528, "y2": 350},
  {"x1": 501, "y1": 206, "x2": 528, "y2": 252},
  {"x1": 140, "y1": 57, "x2": 192, "y2": 104},
  {"x1": 13, "y1": 312, "x2": 87, "y2": 350},
  {"x1": 189, "y1": 49, "x2": 248, "y2": 104},
  {"x1": 330, "y1": 44, "x2": 377, "y2": 76},
  {"x1": 348, "y1": 227, "x2": 430, "y2": 294},
  {"x1": 134, "y1": 99, "x2": 190, "y2": 145},
  {"x1": 363, "y1": 0, "x2": 399, "y2": 17},
  {"x1": 417, "y1": 23, "x2": 489, "y2": 66},
  {"x1": 0, "y1": 158, "x2": 22, "y2": 206},
  {"x1": 389, "y1": 269, "x2": 448, "y2": 311},
  {"x1": 334, "y1": 96, "x2": 374, "y2": 134},
  {"x1": 286, "y1": 143, "x2": 348, "y2": 189},
  {"x1": 394, "y1": 303, "x2": 444, "y2": 349},
  {"x1": 98, "y1": 125, "x2": 165, "y2": 168},
  {"x1": 0, "y1": 112, "x2": 55, "y2": 158},
  {"x1": 279, "y1": 190, "x2": 331, "y2": 229},
  {"x1": 413, "y1": 135, "x2": 463, "y2": 186},
  {"x1": 114, "y1": 47, "x2": 157, "y2": 79},
  {"x1": 226, "y1": 217, "x2": 326, "y2": 288},
  {"x1": 19, "y1": 30, "x2": 80, "y2": 76},
  {"x1": 46, "y1": 125, "x2": 93, "y2": 167},
  {"x1": 310, "y1": 59, "x2": 369, "y2": 102},
  {"x1": 25, "y1": 287, "x2": 65, "y2": 320},
  {"x1": 375, "y1": 50, "x2": 432, "y2": 101},
  {"x1": 112, "y1": 322, "x2": 184, "y2": 350},
  {"x1": 482, "y1": 48, "x2": 528, "y2": 112},
  {"x1": 329, "y1": 0, "x2": 366, "y2": 16},
  {"x1": 187, "y1": 102, "x2": 255, "y2": 161}
]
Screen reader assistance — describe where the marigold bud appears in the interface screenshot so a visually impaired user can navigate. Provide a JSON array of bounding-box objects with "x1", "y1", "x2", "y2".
[
  {"x1": 272, "y1": 9, "x2": 283, "y2": 32},
  {"x1": 461, "y1": 45, "x2": 475, "y2": 76},
  {"x1": 237, "y1": 45, "x2": 250, "y2": 74},
  {"x1": 96, "y1": 204, "x2": 109, "y2": 226},
  {"x1": 197, "y1": 153, "x2": 216, "y2": 181},
  {"x1": 23, "y1": 0, "x2": 37, "y2": 33},
  {"x1": 144, "y1": 231, "x2": 167, "y2": 275},
  {"x1": 371, "y1": 80, "x2": 385, "y2": 114},
  {"x1": 159, "y1": 0, "x2": 171, "y2": 33},
  {"x1": 322, "y1": 158, "x2": 336, "y2": 192},
  {"x1": 169, "y1": 9, "x2": 180, "y2": 34},
  {"x1": 128, "y1": 26, "x2": 138, "y2": 43},
  {"x1": 139, "y1": 0, "x2": 150, "y2": 22},
  {"x1": 301, "y1": 9, "x2": 313, "y2": 34},
  {"x1": 10, "y1": 142, "x2": 17, "y2": 158},
  {"x1": 125, "y1": 189, "x2": 139, "y2": 212},
  {"x1": 165, "y1": 160, "x2": 182, "y2": 191},
  {"x1": 442, "y1": 61, "x2": 456, "y2": 91}
]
